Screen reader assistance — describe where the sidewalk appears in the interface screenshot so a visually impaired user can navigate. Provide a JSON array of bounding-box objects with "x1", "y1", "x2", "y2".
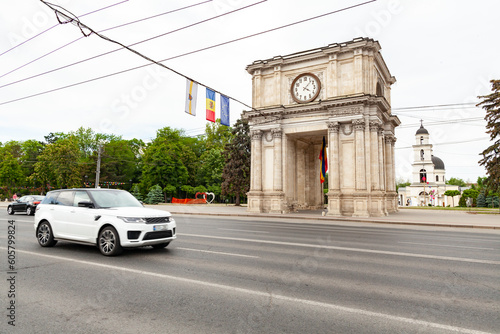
[
  {"x1": 2, "y1": 201, "x2": 498, "y2": 229},
  {"x1": 152, "y1": 204, "x2": 500, "y2": 230}
]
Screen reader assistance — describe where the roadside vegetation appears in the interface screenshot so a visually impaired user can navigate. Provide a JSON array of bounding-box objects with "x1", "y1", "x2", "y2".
[{"x1": 0, "y1": 119, "x2": 251, "y2": 205}]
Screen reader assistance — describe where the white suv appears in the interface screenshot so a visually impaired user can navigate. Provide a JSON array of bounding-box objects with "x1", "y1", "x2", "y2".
[{"x1": 34, "y1": 188, "x2": 176, "y2": 256}]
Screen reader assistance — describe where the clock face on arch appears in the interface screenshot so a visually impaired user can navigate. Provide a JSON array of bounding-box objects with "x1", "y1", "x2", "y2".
[{"x1": 291, "y1": 73, "x2": 321, "y2": 103}]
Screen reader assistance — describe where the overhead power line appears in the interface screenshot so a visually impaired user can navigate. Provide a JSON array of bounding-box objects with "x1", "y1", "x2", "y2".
[
  {"x1": 0, "y1": 0, "x2": 376, "y2": 108},
  {"x1": 392, "y1": 102, "x2": 478, "y2": 112},
  {"x1": 0, "y1": 0, "x2": 130, "y2": 59},
  {"x1": 0, "y1": 0, "x2": 212, "y2": 80}
]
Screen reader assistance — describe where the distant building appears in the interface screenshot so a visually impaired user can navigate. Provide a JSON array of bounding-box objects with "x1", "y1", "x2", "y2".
[{"x1": 398, "y1": 123, "x2": 461, "y2": 207}]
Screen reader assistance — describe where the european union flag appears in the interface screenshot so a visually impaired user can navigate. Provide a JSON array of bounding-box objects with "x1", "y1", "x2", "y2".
[{"x1": 220, "y1": 95, "x2": 230, "y2": 126}]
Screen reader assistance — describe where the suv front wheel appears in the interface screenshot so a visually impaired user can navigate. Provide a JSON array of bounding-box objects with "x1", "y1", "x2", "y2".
[{"x1": 98, "y1": 226, "x2": 123, "y2": 256}]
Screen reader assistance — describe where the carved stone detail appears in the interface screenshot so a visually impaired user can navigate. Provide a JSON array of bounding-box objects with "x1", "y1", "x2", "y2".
[
  {"x1": 272, "y1": 128, "x2": 283, "y2": 138},
  {"x1": 251, "y1": 130, "x2": 262, "y2": 140},
  {"x1": 327, "y1": 122, "x2": 340, "y2": 133},
  {"x1": 330, "y1": 106, "x2": 363, "y2": 117},
  {"x1": 342, "y1": 123, "x2": 353, "y2": 136},
  {"x1": 353, "y1": 119, "x2": 365, "y2": 131},
  {"x1": 369, "y1": 121, "x2": 381, "y2": 131}
]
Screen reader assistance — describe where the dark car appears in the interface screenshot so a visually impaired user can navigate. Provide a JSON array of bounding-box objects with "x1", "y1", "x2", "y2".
[{"x1": 7, "y1": 195, "x2": 45, "y2": 216}]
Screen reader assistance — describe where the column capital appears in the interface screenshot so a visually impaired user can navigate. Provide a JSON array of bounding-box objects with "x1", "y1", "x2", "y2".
[
  {"x1": 369, "y1": 121, "x2": 381, "y2": 131},
  {"x1": 353, "y1": 119, "x2": 365, "y2": 131},
  {"x1": 271, "y1": 128, "x2": 282, "y2": 138},
  {"x1": 327, "y1": 122, "x2": 340, "y2": 133},
  {"x1": 251, "y1": 130, "x2": 263, "y2": 140},
  {"x1": 385, "y1": 134, "x2": 396, "y2": 144}
]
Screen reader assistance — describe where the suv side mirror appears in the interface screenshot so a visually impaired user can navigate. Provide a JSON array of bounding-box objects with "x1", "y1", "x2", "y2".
[{"x1": 78, "y1": 201, "x2": 95, "y2": 208}]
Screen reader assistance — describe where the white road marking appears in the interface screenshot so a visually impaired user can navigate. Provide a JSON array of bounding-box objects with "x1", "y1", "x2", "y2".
[
  {"x1": 4, "y1": 247, "x2": 492, "y2": 334},
  {"x1": 218, "y1": 228, "x2": 269, "y2": 234},
  {"x1": 175, "y1": 247, "x2": 259, "y2": 258},
  {"x1": 180, "y1": 233, "x2": 500, "y2": 265},
  {"x1": 398, "y1": 241, "x2": 497, "y2": 250}
]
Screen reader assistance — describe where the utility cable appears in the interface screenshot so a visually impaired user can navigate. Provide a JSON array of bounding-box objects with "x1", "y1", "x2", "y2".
[
  {"x1": 0, "y1": 0, "x2": 211, "y2": 80},
  {"x1": 0, "y1": 0, "x2": 375, "y2": 109},
  {"x1": 0, "y1": 0, "x2": 129, "y2": 59},
  {"x1": 0, "y1": 0, "x2": 263, "y2": 90}
]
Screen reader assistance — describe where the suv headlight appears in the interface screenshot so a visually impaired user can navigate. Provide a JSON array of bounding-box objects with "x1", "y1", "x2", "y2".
[{"x1": 118, "y1": 217, "x2": 147, "y2": 223}]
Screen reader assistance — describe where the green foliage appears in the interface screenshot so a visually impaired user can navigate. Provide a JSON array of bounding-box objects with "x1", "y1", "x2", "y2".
[
  {"x1": 163, "y1": 185, "x2": 177, "y2": 197},
  {"x1": 141, "y1": 127, "x2": 191, "y2": 190},
  {"x1": 477, "y1": 80, "x2": 500, "y2": 192},
  {"x1": 444, "y1": 190, "x2": 461, "y2": 207},
  {"x1": 446, "y1": 177, "x2": 466, "y2": 187},
  {"x1": 476, "y1": 192, "x2": 487, "y2": 207},
  {"x1": 181, "y1": 185, "x2": 194, "y2": 197},
  {"x1": 100, "y1": 139, "x2": 140, "y2": 186},
  {"x1": 458, "y1": 188, "x2": 479, "y2": 207},
  {"x1": 0, "y1": 150, "x2": 25, "y2": 188},
  {"x1": 31, "y1": 137, "x2": 82, "y2": 190},
  {"x1": 130, "y1": 184, "x2": 143, "y2": 201},
  {"x1": 221, "y1": 118, "x2": 250, "y2": 206},
  {"x1": 396, "y1": 178, "x2": 411, "y2": 191},
  {"x1": 145, "y1": 184, "x2": 164, "y2": 204}
]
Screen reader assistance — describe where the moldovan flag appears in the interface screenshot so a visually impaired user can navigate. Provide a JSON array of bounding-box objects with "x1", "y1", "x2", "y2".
[
  {"x1": 206, "y1": 88, "x2": 216, "y2": 122},
  {"x1": 319, "y1": 136, "x2": 327, "y2": 184},
  {"x1": 185, "y1": 79, "x2": 198, "y2": 116},
  {"x1": 220, "y1": 95, "x2": 230, "y2": 126}
]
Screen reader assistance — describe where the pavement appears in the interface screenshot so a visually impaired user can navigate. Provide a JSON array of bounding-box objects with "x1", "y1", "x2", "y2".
[
  {"x1": 153, "y1": 203, "x2": 500, "y2": 230},
  {"x1": 2, "y1": 200, "x2": 499, "y2": 229}
]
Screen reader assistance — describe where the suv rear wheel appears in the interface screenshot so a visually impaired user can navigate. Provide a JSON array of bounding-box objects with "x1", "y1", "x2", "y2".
[
  {"x1": 37, "y1": 222, "x2": 58, "y2": 247},
  {"x1": 98, "y1": 226, "x2": 123, "y2": 256}
]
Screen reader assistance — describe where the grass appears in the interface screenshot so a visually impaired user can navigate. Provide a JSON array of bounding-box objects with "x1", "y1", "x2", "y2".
[{"x1": 400, "y1": 206, "x2": 499, "y2": 214}]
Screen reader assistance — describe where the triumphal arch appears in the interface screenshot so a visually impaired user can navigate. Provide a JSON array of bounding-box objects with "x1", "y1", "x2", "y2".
[{"x1": 244, "y1": 38, "x2": 400, "y2": 217}]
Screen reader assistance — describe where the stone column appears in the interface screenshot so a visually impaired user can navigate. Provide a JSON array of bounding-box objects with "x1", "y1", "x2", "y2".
[
  {"x1": 378, "y1": 128, "x2": 385, "y2": 191},
  {"x1": 384, "y1": 135, "x2": 393, "y2": 191},
  {"x1": 272, "y1": 128, "x2": 283, "y2": 191},
  {"x1": 328, "y1": 122, "x2": 340, "y2": 191},
  {"x1": 327, "y1": 122, "x2": 341, "y2": 215},
  {"x1": 251, "y1": 130, "x2": 263, "y2": 191},
  {"x1": 353, "y1": 119, "x2": 366, "y2": 190},
  {"x1": 369, "y1": 121, "x2": 380, "y2": 190}
]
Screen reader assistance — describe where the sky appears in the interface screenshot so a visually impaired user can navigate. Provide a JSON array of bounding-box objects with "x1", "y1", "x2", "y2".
[{"x1": 1, "y1": 0, "x2": 498, "y2": 183}]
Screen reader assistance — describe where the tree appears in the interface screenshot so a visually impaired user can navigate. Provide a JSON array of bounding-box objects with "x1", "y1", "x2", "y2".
[
  {"x1": 459, "y1": 189, "x2": 479, "y2": 207},
  {"x1": 32, "y1": 137, "x2": 82, "y2": 190},
  {"x1": 446, "y1": 177, "x2": 466, "y2": 187},
  {"x1": 221, "y1": 118, "x2": 250, "y2": 206},
  {"x1": 396, "y1": 178, "x2": 411, "y2": 191},
  {"x1": 444, "y1": 190, "x2": 460, "y2": 207},
  {"x1": 476, "y1": 192, "x2": 487, "y2": 207},
  {"x1": 145, "y1": 184, "x2": 164, "y2": 204},
  {"x1": 141, "y1": 127, "x2": 190, "y2": 190},
  {"x1": 477, "y1": 80, "x2": 500, "y2": 192},
  {"x1": 130, "y1": 184, "x2": 143, "y2": 201}
]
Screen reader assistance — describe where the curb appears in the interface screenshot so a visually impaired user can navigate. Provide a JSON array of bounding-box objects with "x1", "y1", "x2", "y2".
[{"x1": 168, "y1": 211, "x2": 500, "y2": 230}]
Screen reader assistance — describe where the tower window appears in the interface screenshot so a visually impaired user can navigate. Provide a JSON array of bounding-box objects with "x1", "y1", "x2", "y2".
[
  {"x1": 420, "y1": 169, "x2": 427, "y2": 183},
  {"x1": 436, "y1": 175, "x2": 439, "y2": 182},
  {"x1": 420, "y1": 136, "x2": 424, "y2": 145},
  {"x1": 420, "y1": 149, "x2": 424, "y2": 161}
]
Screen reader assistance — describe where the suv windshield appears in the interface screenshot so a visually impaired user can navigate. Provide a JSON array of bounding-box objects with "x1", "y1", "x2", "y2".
[{"x1": 90, "y1": 190, "x2": 143, "y2": 208}]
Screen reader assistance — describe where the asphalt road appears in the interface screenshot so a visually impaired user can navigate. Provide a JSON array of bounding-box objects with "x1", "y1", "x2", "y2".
[{"x1": 1, "y1": 211, "x2": 499, "y2": 334}]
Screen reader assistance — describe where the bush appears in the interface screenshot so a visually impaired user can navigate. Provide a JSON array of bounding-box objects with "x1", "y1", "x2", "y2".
[
  {"x1": 130, "y1": 184, "x2": 143, "y2": 201},
  {"x1": 477, "y1": 192, "x2": 487, "y2": 208},
  {"x1": 145, "y1": 184, "x2": 164, "y2": 204}
]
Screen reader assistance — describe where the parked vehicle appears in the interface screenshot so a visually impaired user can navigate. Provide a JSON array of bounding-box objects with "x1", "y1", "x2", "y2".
[
  {"x1": 34, "y1": 188, "x2": 176, "y2": 256},
  {"x1": 7, "y1": 195, "x2": 45, "y2": 216}
]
